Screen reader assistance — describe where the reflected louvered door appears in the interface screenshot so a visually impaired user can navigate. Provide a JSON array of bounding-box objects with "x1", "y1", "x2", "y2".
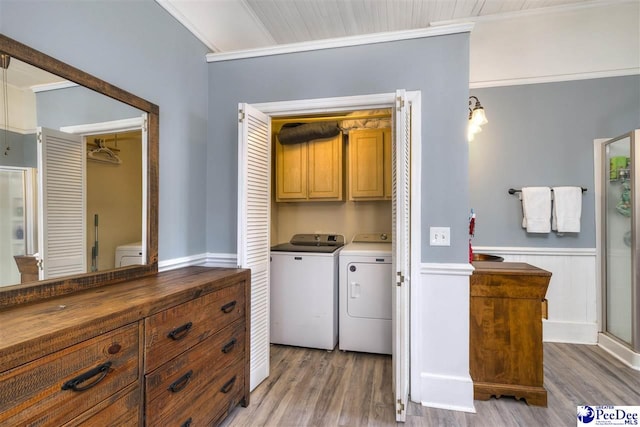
[
  {"x1": 392, "y1": 90, "x2": 410, "y2": 422},
  {"x1": 237, "y1": 103, "x2": 271, "y2": 391},
  {"x1": 37, "y1": 127, "x2": 86, "y2": 280}
]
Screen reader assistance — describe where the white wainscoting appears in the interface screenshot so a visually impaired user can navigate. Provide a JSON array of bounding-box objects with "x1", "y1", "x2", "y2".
[
  {"x1": 411, "y1": 262, "x2": 476, "y2": 412},
  {"x1": 474, "y1": 246, "x2": 598, "y2": 344}
]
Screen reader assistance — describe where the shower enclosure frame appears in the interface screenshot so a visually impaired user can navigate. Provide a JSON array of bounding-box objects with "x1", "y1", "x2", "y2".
[{"x1": 599, "y1": 130, "x2": 639, "y2": 353}]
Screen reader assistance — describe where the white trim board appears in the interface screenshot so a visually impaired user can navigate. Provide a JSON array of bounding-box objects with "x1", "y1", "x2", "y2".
[
  {"x1": 60, "y1": 117, "x2": 144, "y2": 135},
  {"x1": 473, "y1": 246, "x2": 596, "y2": 256},
  {"x1": 206, "y1": 23, "x2": 473, "y2": 62},
  {"x1": 158, "y1": 252, "x2": 237, "y2": 272},
  {"x1": 598, "y1": 333, "x2": 640, "y2": 371},
  {"x1": 470, "y1": 68, "x2": 640, "y2": 89}
]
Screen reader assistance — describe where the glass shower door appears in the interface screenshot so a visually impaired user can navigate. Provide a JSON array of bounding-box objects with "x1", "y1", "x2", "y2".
[
  {"x1": 0, "y1": 167, "x2": 26, "y2": 286},
  {"x1": 603, "y1": 132, "x2": 637, "y2": 349}
]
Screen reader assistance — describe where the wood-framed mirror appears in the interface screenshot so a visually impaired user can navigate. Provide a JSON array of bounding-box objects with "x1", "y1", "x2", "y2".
[{"x1": 0, "y1": 34, "x2": 158, "y2": 307}]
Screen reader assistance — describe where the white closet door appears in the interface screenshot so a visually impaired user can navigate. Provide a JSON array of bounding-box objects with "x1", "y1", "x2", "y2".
[
  {"x1": 37, "y1": 127, "x2": 86, "y2": 280},
  {"x1": 392, "y1": 89, "x2": 410, "y2": 422},
  {"x1": 237, "y1": 103, "x2": 271, "y2": 391}
]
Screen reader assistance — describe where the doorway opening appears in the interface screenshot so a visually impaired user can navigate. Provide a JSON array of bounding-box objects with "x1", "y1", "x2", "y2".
[{"x1": 238, "y1": 91, "x2": 421, "y2": 421}]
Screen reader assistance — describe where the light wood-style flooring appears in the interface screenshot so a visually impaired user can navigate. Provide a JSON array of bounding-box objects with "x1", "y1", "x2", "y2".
[{"x1": 222, "y1": 343, "x2": 640, "y2": 427}]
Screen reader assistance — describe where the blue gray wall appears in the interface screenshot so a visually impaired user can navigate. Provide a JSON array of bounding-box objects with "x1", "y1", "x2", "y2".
[
  {"x1": 470, "y1": 75, "x2": 640, "y2": 248},
  {"x1": 36, "y1": 85, "x2": 141, "y2": 129},
  {"x1": 0, "y1": 131, "x2": 36, "y2": 168},
  {"x1": 207, "y1": 34, "x2": 471, "y2": 263},
  {"x1": 1, "y1": 0, "x2": 210, "y2": 261}
]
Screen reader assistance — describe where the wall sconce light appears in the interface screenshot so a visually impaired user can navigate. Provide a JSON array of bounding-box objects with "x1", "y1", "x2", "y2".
[{"x1": 468, "y1": 95, "x2": 488, "y2": 142}]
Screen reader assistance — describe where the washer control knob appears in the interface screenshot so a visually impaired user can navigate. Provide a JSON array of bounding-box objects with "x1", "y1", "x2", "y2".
[
  {"x1": 380, "y1": 233, "x2": 388, "y2": 240},
  {"x1": 349, "y1": 265, "x2": 356, "y2": 272}
]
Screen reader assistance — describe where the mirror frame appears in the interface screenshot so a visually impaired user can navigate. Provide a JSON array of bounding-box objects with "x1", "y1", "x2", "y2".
[{"x1": 0, "y1": 34, "x2": 159, "y2": 307}]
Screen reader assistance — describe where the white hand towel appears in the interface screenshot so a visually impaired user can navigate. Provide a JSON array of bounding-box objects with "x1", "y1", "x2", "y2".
[
  {"x1": 521, "y1": 187, "x2": 551, "y2": 233},
  {"x1": 552, "y1": 186, "x2": 582, "y2": 233}
]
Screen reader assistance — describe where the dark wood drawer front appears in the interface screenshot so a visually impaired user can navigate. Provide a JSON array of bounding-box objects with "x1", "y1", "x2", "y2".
[
  {"x1": 0, "y1": 323, "x2": 140, "y2": 426},
  {"x1": 145, "y1": 283, "x2": 245, "y2": 372},
  {"x1": 145, "y1": 356, "x2": 245, "y2": 426},
  {"x1": 145, "y1": 320, "x2": 245, "y2": 401}
]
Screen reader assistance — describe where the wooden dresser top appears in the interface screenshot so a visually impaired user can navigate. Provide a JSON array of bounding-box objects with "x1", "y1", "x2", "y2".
[
  {"x1": 471, "y1": 261, "x2": 552, "y2": 277},
  {"x1": 0, "y1": 267, "x2": 250, "y2": 372}
]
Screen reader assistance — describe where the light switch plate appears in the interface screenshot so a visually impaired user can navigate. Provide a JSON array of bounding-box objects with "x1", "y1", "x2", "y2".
[{"x1": 430, "y1": 227, "x2": 450, "y2": 246}]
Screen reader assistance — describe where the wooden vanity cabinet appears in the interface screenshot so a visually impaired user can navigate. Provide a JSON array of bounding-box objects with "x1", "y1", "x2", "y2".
[
  {"x1": 275, "y1": 133, "x2": 343, "y2": 201},
  {"x1": 469, "y1": 261, "x2": 551, "y2": 407},
  {"x1": 348, "y1": 128, "x2": 391, "y2": 201},
  {"x1": 0, "y1": 266, "x2": 250, "y2": 426}
]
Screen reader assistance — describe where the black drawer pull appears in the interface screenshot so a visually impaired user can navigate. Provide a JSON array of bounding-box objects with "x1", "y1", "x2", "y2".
[
  {"x1": 168, "y1": 370, "x2": 193, "y2": 393},
  {"x1": 61, "y1": 361, "x2": 112, "y2": 392},
  {"x1": 168, "y1": 321, "x2": 193, "y2": 341},
  {"x1": 181, "y1": 418, "x2": 192, "y2": 427},
  {"x1": 221, "y1": 301, "x2": 237, "y2": 314},
  {"x1": 220, "y1": 375, "x2": 237, "y2": 394},
  {"x1": 221, "y1": 337, "x2": 238, "y2": 354}
]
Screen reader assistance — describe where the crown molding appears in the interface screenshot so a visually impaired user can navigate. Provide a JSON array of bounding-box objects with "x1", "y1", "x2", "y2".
[
  {"x1": 470, "y1": 67, "x2": 640, "y2": 88},
  {"x1": 206, "y1": 23, "x2": 474, "y2": 62},
  {"x1": 30, "y1": 81, "x2": 78, "y2": 93}
]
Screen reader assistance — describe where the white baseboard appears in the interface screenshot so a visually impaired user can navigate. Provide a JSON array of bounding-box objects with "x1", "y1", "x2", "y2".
[
  {"x1": 419, "y1": 372, "x2": 476, "y2": 413},
  {"x1": 543, "y1": 320, "x2": 598, "y2": 344},
  {"x1": 203, "y1": 253, "x2": 238, "y2": 268},
  {"x1": 158, "y1": 252, "x2": 238, "y2": 271},
  {"x1": 598, "y1": 333, "x2": 640, "y2": 371}
]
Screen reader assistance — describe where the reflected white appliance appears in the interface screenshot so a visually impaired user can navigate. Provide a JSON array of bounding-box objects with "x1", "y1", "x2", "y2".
[
  {"x1": 270, "y1": 234, "x2": 344, "y2": 350},
  {"x1": 114, "y1": 241, "x2": 143, "y2": 267},
  {"x1": 339, "y1": 233, "x2": 392, "y2": 354}
]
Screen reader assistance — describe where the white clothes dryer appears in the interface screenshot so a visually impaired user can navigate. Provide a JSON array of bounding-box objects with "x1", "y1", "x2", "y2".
[{"x1": 339, "y1": 233, "x2": 392, "y2": 354}]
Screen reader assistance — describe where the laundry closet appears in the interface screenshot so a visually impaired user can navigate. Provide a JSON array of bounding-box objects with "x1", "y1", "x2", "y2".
[{"x1": 269, "y1": 109, "x2": 394, "y2": 355}]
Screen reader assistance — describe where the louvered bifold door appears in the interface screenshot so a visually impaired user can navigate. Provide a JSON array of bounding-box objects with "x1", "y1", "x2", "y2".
[
  {"x1": 237, "y1": 103, "x2": 271, "y2": 391},
  {"x1": 392, "y1": 90, "x2": 410, "y2": 422},
  {"x1": 37, "y1": 127, "x2": 86, "y2": 280}
]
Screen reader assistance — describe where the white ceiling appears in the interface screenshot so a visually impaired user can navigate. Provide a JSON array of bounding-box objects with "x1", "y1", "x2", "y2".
[{"x1": 157, "y1": 0, "x2": 596, "y2": 53}]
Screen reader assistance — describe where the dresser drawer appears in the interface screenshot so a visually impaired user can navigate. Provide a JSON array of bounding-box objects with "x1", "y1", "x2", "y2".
[
  {"x1": 145, "y1": 321, "x2": 245, "y2": 425},
  {"x1": 145, "y1": 282, "x2": 245, "y2": 372},
  {"x1": 70, "y1": 384, "x2": 141, "y2": 426},
  {"x1": 0, "y1": 322, "x2": 140, "y2": 426},
  {"x1": 146, "y1": 359, "x2": 245, "y2": 426}
]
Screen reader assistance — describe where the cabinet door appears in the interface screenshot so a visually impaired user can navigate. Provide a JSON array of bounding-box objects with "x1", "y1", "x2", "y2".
[
  {"x1": 308, "y1": 134, "x2": 343, "y2": 200},
  {"x1": 275, "y1": 138, "x2": 307, "y2": 201},
  {"x1": 349, "y1": 129, "x2": 385, "y2": 200}
]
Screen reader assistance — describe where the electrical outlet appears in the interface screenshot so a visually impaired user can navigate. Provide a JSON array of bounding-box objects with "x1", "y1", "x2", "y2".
[{"x1": 430, "y1": 227, "x2": 450, "y2": 246}]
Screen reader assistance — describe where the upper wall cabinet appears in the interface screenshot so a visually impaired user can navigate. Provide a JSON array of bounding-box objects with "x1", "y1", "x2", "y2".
[
  {"x1": 275, "y1": 134, "x2": 343, "y2": 202},
  {"x1": 348, "y1": 128, "x2": 391, "y2": 201}
]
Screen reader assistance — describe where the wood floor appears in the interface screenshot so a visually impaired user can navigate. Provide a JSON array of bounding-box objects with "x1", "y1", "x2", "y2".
[{"x1": 222, "y1": 343, "x2": 640, "y2": 427}]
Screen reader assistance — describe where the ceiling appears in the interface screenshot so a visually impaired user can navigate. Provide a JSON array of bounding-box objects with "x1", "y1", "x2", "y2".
[{"x1": 157, "y1": 0, "x2": 596, "y2": 53}]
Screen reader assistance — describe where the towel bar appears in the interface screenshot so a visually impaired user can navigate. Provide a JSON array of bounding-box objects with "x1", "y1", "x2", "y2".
[{"x1": 508, "y1": 187, "x2": 587, "y2": 195}]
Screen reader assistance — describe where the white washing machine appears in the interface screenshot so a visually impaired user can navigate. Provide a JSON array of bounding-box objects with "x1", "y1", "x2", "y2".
[
  {"x1": 114, "y1": 241, "x2": 143, "y2": 267},
  {"x1": 270, "y1": 234, "x2": 344, "y2": 350},
  {"x1": 339, "y1": 233, "x2": 392, "y2": 354}
]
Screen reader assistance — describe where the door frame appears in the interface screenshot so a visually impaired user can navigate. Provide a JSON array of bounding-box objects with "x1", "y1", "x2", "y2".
[
  {"x1": 60, "y1": 116, "x2": 148, "y2": 266},
  {"x1": 248, "y1": 91, "x2": 422, "y2": 399}
]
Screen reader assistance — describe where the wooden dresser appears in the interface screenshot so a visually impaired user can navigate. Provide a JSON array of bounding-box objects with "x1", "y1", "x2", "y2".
[
  {"x1": 469, "y1": 261, "x2": 551, "y2": 407},
  {"x1": 0, "y1": 266, "x2": 250, "y2": 426}
]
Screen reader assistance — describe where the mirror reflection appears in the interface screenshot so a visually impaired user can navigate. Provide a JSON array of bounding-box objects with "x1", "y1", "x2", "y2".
[{"x1": 0, "y1": 57, "x2": 145, "y2": 287}]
